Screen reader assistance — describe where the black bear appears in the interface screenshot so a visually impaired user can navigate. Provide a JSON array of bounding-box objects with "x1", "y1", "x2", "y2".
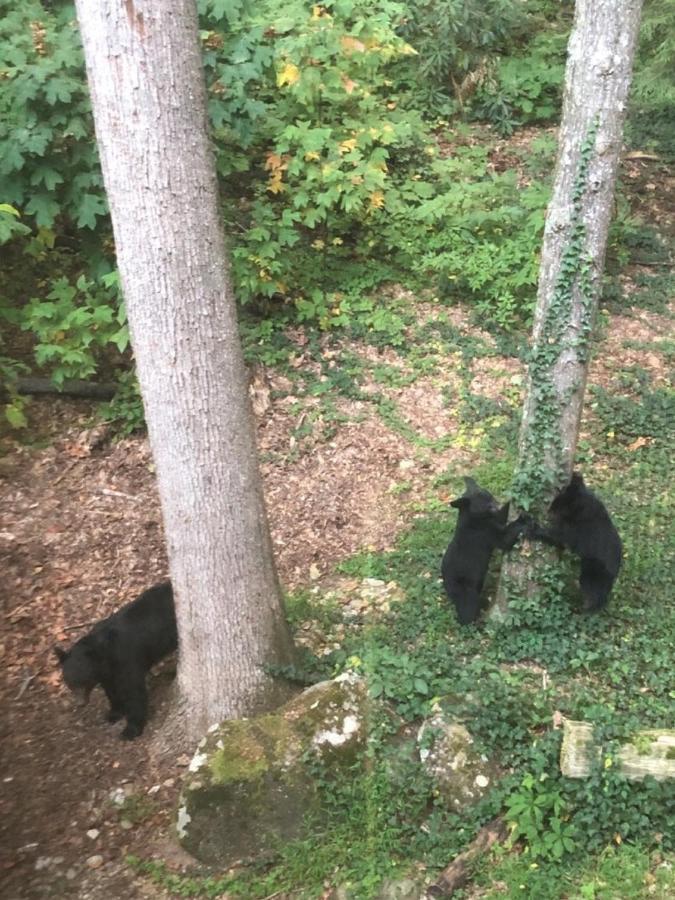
[
  {"x1": 54, "y1": 581, "x2": 177, "y2": 739},
  {"x1": 528, "y1": 472, "x2": 622, "y2": 612},
  {"x1": 442, "y1": 477, "x2": 527, "y2": 625}
]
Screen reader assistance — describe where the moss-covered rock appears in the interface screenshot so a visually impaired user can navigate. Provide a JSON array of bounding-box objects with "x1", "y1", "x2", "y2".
[
  {"x1": 417, "y1": 704, "x2": 500, "y2": 810},
  {"x1": 177, "y1": 672, "x2": 369, "y2": 865}
]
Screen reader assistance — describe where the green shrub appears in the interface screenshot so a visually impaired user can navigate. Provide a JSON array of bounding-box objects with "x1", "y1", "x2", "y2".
[
  {"x1": 21, "y1": 271, "x2": 128, "y2": 385},
  {"x1": 472, "y1": 31, "x2": 567, "y2": 134},
  {"x1": 396, "y1": 0, "x2": 526, "y2": 115},
  {"x1": 628, "y1": 0, "x2": 675, "y2": 158},
  {"x1": 0, "y1": 1, "x2": 105, "y2": 231}
]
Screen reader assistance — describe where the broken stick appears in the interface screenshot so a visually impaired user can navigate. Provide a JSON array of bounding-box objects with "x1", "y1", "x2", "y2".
[{"x1": 425, "y1": 817, "x2": 508, "y2": 898}]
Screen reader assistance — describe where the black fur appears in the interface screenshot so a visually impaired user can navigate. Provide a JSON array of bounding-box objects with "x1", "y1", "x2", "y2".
[
  {"x1": 54, "y1": 581, "x2": 177, "y2": 739},
  {"x1": 441, "y1": 477, "x2": 526, "y2": 624},
  {"x1": 529, "y1": 473, "x2": 622, "y2": 611}
]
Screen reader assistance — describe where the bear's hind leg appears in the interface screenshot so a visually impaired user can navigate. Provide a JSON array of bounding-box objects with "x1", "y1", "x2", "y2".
[{"x1": 579, "y1": 558, "x2": 613, "y2": 612}]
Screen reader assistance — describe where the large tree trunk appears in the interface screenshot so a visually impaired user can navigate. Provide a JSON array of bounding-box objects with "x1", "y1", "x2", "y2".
[
  {"x1": 492, "y1": 0, "x2": 643, "y2": 617},
  {"x1": 74, "y1": 0, "x2": 295, "y2": 739}
]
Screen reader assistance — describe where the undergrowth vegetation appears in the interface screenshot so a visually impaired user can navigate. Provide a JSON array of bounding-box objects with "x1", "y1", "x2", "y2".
[{"x1": 1, "y1": 0, "x2": 673, "y2": 432}]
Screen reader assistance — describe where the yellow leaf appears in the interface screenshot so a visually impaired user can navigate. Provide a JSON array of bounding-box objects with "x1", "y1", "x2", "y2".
[
  {"x1": 341, "y1": 75, "x2": 357, "y2": 94},
  {"x1": 304, "y1": 151, "x2": 321, "y2": 161},
  {"x1": 627, "y1": 436, "x2": 649, "y2": 451},
  {"x1": 311, "y1": 239, "x2": 325, "y2": 250},
  {"x1": 265, "y1": 153, "x2": 288, "y2": 194},
  {"x1": 341, "y1": 36, "x2": 366, "y2": 54},
  {"x1": 339, "y1": 138, "x2": 357, "y2": 155},
  {"x1": 277, "y1": 62, "x2": 300, "y2": 87},
  {"x1": 369, "y1": 191, "x2": 384, "y2": 209}
]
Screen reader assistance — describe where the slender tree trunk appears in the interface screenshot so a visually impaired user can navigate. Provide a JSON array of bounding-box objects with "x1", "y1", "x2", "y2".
[
  {"x1": 492, "y1": 0, "x2": 643, "y2": 618},
  {"x1": 74, "y1": 0, "x2": 295, "y2": 738}
]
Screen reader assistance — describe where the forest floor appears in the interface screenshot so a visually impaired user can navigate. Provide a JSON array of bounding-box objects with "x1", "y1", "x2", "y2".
[{"x1": 0, "y1": 155, "x2": 673, "y2": 899}]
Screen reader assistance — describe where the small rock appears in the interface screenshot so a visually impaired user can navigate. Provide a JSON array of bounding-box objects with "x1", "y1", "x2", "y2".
[
  {"x1": 163, "y1": 778, "x2": 175, "y2": 788},
  {"x1": 86, "y1": 829, "x2": 100, "y2": 840},
  {"x1": 35, "y1": 857, "x2": 52, "y2": 871},
  {"x1": 66, "y1": 869, "x2": 77, "y2": 880},
  {"x1": 120, "y1": 819, "x2": 133, "y2": 831},
  {"x1": 176, "y1": 754, "x2": 191, "y2": 767},
  {"x1": 399, "y1": 459, "x2": 415, "y2": 470},
  {"x1": 309, "y1": 563, "x2": 321, "y2": 581},
  {"x1": 109, "y1": 788, "x2": 126, "y2": 806},
  {"x1": 86, "y1": 855, "x2": 104, "y2": 869},
  {"x1": 147, "y1": 785, "x2": 161, "y2": 796}
]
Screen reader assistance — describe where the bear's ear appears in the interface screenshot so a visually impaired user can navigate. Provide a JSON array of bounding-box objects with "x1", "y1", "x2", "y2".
[
  {"x1": 53, "y1": 645, "x2": 68, "y2": 664},
  {"x1": 569, "y1": 472, "x2": 585, "y2": 489},
  {"x1": 463, "y1": 476, "x2": 480, "y2": 495},
  {"x1": 450, "y1": 497, "x2": 470, "y2": 509}
]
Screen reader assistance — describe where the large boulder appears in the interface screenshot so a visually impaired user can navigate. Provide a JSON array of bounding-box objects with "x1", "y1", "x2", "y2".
[{"x1": 177, "y1": 672, "x2": 369, "y2": 865}]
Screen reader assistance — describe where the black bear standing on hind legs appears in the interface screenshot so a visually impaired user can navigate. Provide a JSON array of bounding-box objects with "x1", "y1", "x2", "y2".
[
  {"x1": 54, "y1": 581, "x2": 177, "y2": 739},
  {"x1": 528, "y1": 472, "x2": 622, "y2": 612},
  {"x1": 442, "y1": 477, "x2": 527, "y2": 625}
]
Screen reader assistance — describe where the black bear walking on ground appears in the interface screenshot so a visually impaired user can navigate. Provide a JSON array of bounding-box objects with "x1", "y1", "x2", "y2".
[
  {"x1": 54, "y1": 581, "x2": 177, "y2": 739},
  {"x1": 528, "y1": 472, "x2": 622, "y2": 612},
  {"x1": 442, "y1": 477, "x2": 527, "y2": 625}
]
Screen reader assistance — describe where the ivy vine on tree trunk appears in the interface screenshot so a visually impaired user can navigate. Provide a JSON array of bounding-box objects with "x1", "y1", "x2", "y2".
[{"x1": 492, "y1": 0, "x2": 644, "y2": 619}]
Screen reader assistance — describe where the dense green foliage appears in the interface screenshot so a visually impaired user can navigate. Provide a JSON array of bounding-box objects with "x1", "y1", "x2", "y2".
[{"x1": 1, "y1": 0, "x2": 673, "y2": 427}]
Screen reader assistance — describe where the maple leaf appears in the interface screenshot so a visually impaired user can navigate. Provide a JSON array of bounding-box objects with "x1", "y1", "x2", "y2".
[
  {"x1": 339, "y1": 138, "x2": 357, "y2": 155},
  {"x1": 369, "y1": 191, "x2": 385, "y2": 209},
  {"x1": 277, "y1": 62, "x2": 300, "y2": 87}
]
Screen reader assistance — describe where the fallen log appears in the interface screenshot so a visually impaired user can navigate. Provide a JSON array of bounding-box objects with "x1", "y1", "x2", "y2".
[
  {"x1": 424, "y1": 817, "x2": 508, "y2": 898},
  {"x1": 16, "y1": 377, "x2": 117, "y2": 401}
]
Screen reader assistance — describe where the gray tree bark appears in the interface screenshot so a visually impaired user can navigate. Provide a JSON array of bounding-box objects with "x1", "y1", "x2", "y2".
[
  {"x1": 492, "y1": 0, "x2": 643, "y2": 618},
  {"x1": 74, "y1": 0, "x2": 295, "y2": 738}
]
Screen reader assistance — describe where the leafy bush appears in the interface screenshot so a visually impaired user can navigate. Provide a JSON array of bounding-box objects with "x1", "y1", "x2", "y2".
[
  {"x1": 394, "y1": 148, "x2": 551, "y2": 329},
  {"x1": 0, "y1": 1, "x2": 106, "y2": 231},
  {"x1": 628, "y1": 0, "x2": 675, "y2": 158},
  {"x1": 396, "y1": 0, "x2": 526, "y2": 115},
  {"x1": 204, "y1": 0, "x2": 428, "y2": 321},
  {"x1": 21, "y1": 272, "x2": 128, "y2": 385},
  {"x1": 472, "y1": 31, "x2": 567, "y2": 134},
  {"x1": 505, "y1": 772, "x2": 577, "y2": 860}
]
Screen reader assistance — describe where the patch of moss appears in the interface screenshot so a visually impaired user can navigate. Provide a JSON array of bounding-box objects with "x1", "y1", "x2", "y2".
[{"x1": 209, "y1": 723, "x2": 269, "y2": 784}]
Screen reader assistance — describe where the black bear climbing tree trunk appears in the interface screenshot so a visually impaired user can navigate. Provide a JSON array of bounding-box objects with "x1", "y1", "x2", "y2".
[
  {"x1": 74, "y1": 0, "x2": 295, "y2": 740},
  {"x1": 492, "y1": 0, "x2": 643, "y2": 617}
]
